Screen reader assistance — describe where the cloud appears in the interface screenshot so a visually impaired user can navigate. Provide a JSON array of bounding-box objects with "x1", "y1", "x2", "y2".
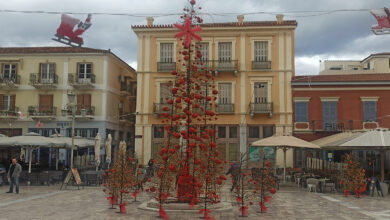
[{"x1": 0, "y1": 0, "x2": 388, "y2": 75}]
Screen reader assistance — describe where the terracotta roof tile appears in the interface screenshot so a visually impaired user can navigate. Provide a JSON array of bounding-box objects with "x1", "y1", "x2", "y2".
[
  {"x1": 132, "y1": 20, "x2": 297, "y2": 29},
  {"x1": 0, "y1": 47, "x2": 135, "y2": 72},
  {"x1": 0, "y1": 47, "x2": 109, "y2": 54},
  {"x1": 292, "y1": 74, "x2": 390, "y2": 83}
]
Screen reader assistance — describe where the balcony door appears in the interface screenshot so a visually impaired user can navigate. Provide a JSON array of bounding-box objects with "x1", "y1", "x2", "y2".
[
  {"x1": 2, "y1": 64, "x2": 16, "y2": 81},
  {"x1": 39, "y1": 95, "x2": 53, "y2": 114},
  {"x1": 322, "y1": 102, "x2": 338, "y2": 131},
  {"x1": 77, "y1": 94, "x2": 91, "y2": 112},
  {"x1": 218, "y1": 83, "x2": 232, "y2": 112},
  {"x1": 0, "y1": 94, "x2": 15, "y2": 111},
  {"x1": 254, "y1": 41, "x2": 268, "y2": 62},
  {"x1": 218, "y1": 42, "x2": 232, "y2": 69},
  {"x1": 40, "y1": 63, "x2": 55, "y2": 83},
  {"x1": 78, "y1": 63, "x2": 92, "y2": 83}
]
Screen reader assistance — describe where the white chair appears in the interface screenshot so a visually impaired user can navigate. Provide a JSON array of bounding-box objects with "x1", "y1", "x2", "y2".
[{"x1": 307, "y1": 184, "x2": 316, "y2": 192}]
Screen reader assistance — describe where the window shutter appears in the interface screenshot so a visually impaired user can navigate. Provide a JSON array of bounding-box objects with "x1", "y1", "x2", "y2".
[
  {"x1": 0, "y1": 95, "x2": 3, "y2": 110},
  {"x1": 218, "y1": 83, "x2": 232, "y2": 104},
  {"x1": 254, "y1": 82, "x2": 267, "y2": 103},
  {"x1": 84, "y1": 94, "x2": 91, "y2": 108},
  {"x1": 160, "y1": 43, "x2": 173, "y2": 62},
  {"x1": 160, "y1": 83, "x2": 170, "y2": 103},
  {"x1": 254, "y1": 41, "x2": 268, "y2": 61},
  {"x1": 294, "y1": 102, "x2": 308, "y2": 122},
  {"x1": 11, "y1": 95, "x2": 16, "y2": 110},
  {"x1": 363, "y1": 101, "x2": 377, "y2": 122},
  {"x1": 218, "y1": 42, "x2": 232, "y2": 61},
  {"x1": 197, "y1": 43, "x2": 209, "y2": 60}
]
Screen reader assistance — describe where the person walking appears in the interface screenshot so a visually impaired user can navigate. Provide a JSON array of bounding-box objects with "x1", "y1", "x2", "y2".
[
  {"x1": 6, "y1": 159, "x2": 22, "y2": 194},
  {"x1": 226, "y1": 162, "x2": 240, "y2": 192}
]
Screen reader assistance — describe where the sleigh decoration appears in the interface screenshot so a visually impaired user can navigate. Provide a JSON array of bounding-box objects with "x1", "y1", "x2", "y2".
[
  {"x1": 52, "y1": 14, "x2": 92, "y2": 47},
  {"x1": 370, "y1": 8, "x2": 390, "y2": 35}
]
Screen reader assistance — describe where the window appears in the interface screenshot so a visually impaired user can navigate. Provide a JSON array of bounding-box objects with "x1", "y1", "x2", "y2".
[
  {"x1": 196, "y1": 42, "x2": 209, "y2": 61},
  {"x1": 229, "y1": 143, "x2": 239, "y2": 161},
  {"x1": 160, "y1": 83, "x2": 171, "y2": 104},
  {"x1": 254, "y1": 82, "x2": 267, "y2": 103},
  {"x1": 218, "y1": 126, "x2": 226, "y2": 138},
  {"x1": 294, "y1": 102, "x2": 309, "y2": 122},
  {"x1": 78, "y1": 63, "x2": 92, "y2": 80},
  {"x1": 263, "y1": 126, "x2": 274, "y2": 138},
  {"x1": 249, "y1": 126, "x2": 260, "y2": 138},
  {"x1": 77, "y1": 94, "x2": 91, "y2": 112},
  {"x1": 39, "y1": 95, "x2": 54, "y2": 113},
  {"x1": 218, "y1": 83, "x2": 232, "y2": 104},
  {"x1": 29, "y1": 128, "x2": 59, "y2": 137},
  {"x1": 363, "y1": 101, "x2": 377, "y2": 122},
  {"x1": 1, "y1": 95, "x2": 15, "y2": 111},
  {"x1": 160, "y1": 43, "x2": 173, "y2": 63},
  {"x1": 329, "y1": 67, "x2": 342, "y2": 70},
  {"x1": 154, "y1": 126, "x2": 164, "y2": 138},
  {"x1": 254, "y1": 41, "x2": 268, "y2": 61},
  {"x1": 40, "y1": 63, "x2": 55, "y2": 83},
  {"x1": 2, "y1": 64, "x2": 16, "y2": 80},
  {"x1": 218, "y1": 42, "x2": 232, "y2": 61},
  {"x1": 322, "y1": 102, "x2": 338, "y2": 130},
  {"x1": 229, "y1": 126, "x2": 237, "y2": 138}
]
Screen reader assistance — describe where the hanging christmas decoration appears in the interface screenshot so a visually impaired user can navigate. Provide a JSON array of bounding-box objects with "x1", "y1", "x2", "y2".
[
  {"x1": 52, "y1": 14, "x2": 92, "y2": 47},
  {"x1": 370, "y1": 8, "x2": 390, "y2": 35}
]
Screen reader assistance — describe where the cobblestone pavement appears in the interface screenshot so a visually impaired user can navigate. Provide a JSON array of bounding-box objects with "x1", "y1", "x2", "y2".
[{"x1": 0, "y1": 183, "x2": 389, "y2": 220}]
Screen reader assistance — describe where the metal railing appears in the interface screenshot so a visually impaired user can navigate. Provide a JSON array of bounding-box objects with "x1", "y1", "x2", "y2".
[
  {"x1": 0, "y1": 75, "x2": 20, "y2": 84},
  {"x1": 252, "y1": 61, "x2": 271, "y2": 70},
  {"x1": 213, "y1": 60, "x2": 238, "y2": 72},
  {"x1": 311, "y1": 120, "x2": 354, "y2": 132},
  {"x1": 194, "y1": 60, "x2": 213, "y2": 70},
  {"x1": 157, "y1": 62, "x2": 176, "y2": 72},
  {"x1": 250, "y1": 102, "x2": 273, "y2": 114},
  {"x1": 153, "y1": 103, "x2": 171, "y2": 114},
  {"x1": 67, "y1": 105, "x2": 95, "y2": 116},
  {"x1": 68, "y1": 73, "x2": 96, "y2": 84},
  {"x1": 216, "y1": 103, "x2": 234, "y2": 114},
  {"x1": 29, "y1": 73, "x2": 58, "y2": 85},
  {"x1": 0, "y1": 107, "x2": 19, "y2": 117},
  {"x1": 119, "y1": 114, "x2": 135, "y2": 123},
  {"x1": 28, "y1": 106, "x2": 57, "y2": 116}
]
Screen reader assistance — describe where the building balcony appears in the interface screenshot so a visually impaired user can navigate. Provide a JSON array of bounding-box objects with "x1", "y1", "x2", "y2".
[
  {"x1": 194, "y1": 60, "x2": 213, "y2": 70},
  {"x1": 120, "y1": 81, "x2": 137, "y2": 97},
  {"x1": 249, "y1": 102, "x2": 273, "y2": 117},
  {"x1": 64, "y1": 105, "x2": 95, "y2": 120},
  {"x1": 0, "y1": 75, "x2": 20, "y2": 89},
  {"x1": 29, "y1": 73, "x2": 58, "y2": 90},
  {"x1": 252, "y1": 61, "x2": 271, "y2": 70},
  {"x1": 28, "y1": 106, "x2": 57, "y2": 121},
  {"x1": 192, "y1": 104, "x2": 211, "y2": 115},
  {"x1": 310, "y1": 120, "x2": 354, "y2": 132},
  {"x1": 0, "y1": 107, "x2": 19, "y2": 121},
  {"x1": 119, "y1": 113, "x2": 135, "y2": 124},
  {"x1": 153, "y1": 103, "x2": 171, "y2": 116},
  {"x1": 213, "y1": 60, "x2": 238, "y2": 75},
  {"x1": 216, "y1": 103, "x2": 234, "y2": 114},
  {"x1": 68, "y1": 73, "x2": 96, "y2": 89},
  {"x1": 157, "y1": 62, "x2": 176, "y2": 72}
]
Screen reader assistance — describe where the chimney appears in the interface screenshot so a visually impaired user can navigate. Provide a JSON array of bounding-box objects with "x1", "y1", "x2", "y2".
[
  {"x1": 146, "y1": 17, "x2": 154, "y2": 26},
  {"x1": 276, "y1": 14, "x2": 284, "y2": 24},
  {"x1": 237, "y1": 15, "x2": 244, "y2": 25}
]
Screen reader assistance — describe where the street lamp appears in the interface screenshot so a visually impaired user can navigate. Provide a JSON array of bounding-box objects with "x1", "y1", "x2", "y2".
[{"x1": 64, "y1": 91, "x2": 76, "y2": 168}]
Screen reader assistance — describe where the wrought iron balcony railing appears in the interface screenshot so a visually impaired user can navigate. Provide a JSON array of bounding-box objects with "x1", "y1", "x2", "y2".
[
  {"x1": 68, "y1": 73, "x2": 96, "y2": 84},
  {"x1": 213, "y1": 60, "x2": 238, "y2": 72},
  {"x1": 157, "y1": 62, "x2": 176, "y2": 72},
  {"x1": 28, "y1": 105, "x2": 57, "y2": 116},
  {"x1": 249, "y1": 102, "x2": 273, "y2": 116},
  {"x1": 216, "y1": 103, "x2": 234, "y2": 114},
  {"x1": 153, "y1": 103, "x2": 171, "y2": 115},
  {"x1": 0, "y1": 75, "x2": 21, "y2": 85},
  {"x1": 311, "y1": 120, "x2": 354, "y2": 132},
  {"x1": 252, "y1": 61, "x2": 271, "y2": 70}
]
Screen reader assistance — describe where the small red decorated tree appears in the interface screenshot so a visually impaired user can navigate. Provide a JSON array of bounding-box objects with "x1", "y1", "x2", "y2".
[
  {"x1": 341, "y1": 153, "x2": 366, "y2": 198},
  {"x1": 233, "y1": 153, "x2": 253, "y2": 217}
]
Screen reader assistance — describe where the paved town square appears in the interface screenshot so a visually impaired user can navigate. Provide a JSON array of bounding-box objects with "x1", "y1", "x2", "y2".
[{"x1": 1, "y1": 183, "x2": 389, "y2": 220}]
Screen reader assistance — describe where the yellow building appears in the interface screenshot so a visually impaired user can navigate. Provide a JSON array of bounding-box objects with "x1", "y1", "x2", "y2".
[
  {"x1": 132, "y1": 15, "x2": 297, "y2": 168},
  {"x1": 0, "y1": 47, "x2": 136, "y2": 166}
]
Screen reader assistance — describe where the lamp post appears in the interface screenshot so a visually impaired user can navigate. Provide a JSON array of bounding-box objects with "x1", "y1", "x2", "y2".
[{"x1": 63, "y1": 91, "x2": 76, "y2": 168}]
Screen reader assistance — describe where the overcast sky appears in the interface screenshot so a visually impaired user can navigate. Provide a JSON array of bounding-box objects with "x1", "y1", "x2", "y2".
[{"x1": 0, "y1": 0, "x2": 389, "y2": 75}]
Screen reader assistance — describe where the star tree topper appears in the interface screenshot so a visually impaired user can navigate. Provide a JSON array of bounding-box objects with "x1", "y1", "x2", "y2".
[{"x1": 174, "y1": 18, "x2": 202, "y2": 48}]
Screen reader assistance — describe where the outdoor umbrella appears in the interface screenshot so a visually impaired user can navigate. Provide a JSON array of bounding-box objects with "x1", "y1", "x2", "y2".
[
  {"x1": 119, "y1": 140, "x2": 126, "y2": 153},
  {"x1": 50, "y1": 135, "x2": 95, "y2": 148},
  {"x1": 95, "y1": 133, "x2": 101, "y2": 171},
  {"x1": 105, "y1": 134, "x2": 112, "y2": 166},
  {"x1": 320, "y1": 129, "x2": 390, "y2": 181},
  {"x1": 0, "y1": 132, "x2": 66, "y2": 173},
  {"x1": 251, "y1": 134, "x2": 320, "y2": 183}
]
